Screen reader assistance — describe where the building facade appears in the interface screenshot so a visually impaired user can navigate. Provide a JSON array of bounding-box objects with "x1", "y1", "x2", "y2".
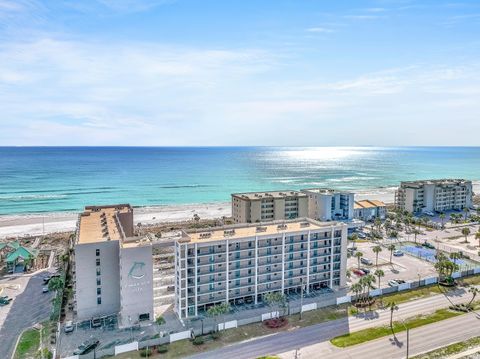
[
  {"x1": 73, "y1": 205, "x2": 154, "y2": 327},
  {"x1": 301, "y1": 188, "x2": 354, "y2": 221},
  {"x1": 231, "y1": 191, "x2": 308, "y2": 223},
  {"x1": 395, "y1": 179, "x2": 473, "y2": 214},
  {"x1": 174, "y1": 218, "x2": 348, "y2": 319},
  {"x1": 354, "y1": 200, "x2": 387, "y2": 221}
]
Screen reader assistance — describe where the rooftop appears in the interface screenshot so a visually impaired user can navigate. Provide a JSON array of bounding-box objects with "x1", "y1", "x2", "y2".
[
  {"x1": 181, "y1": 218, "x2": 344, "y2": 243},
  {"x1": 232, "y1": 190, "x2": 307, "y2": 201},
  {"x1": 399, "y1": 179, "x2": 471, "y2": 188},
  {"x1": 302, "y1": 188, "x2": 353, "y2": 195},
  {"x1": 77, "y1": 204, "x2": 132, "y2": 244},
  {"x1": 354, "y1": 199, "x2": 386, "y2": 209}
]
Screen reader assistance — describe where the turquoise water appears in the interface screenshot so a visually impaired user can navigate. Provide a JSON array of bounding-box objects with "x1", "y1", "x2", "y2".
[{"x1": 0, "y1": 147, "x2": 479, "y2": 215}]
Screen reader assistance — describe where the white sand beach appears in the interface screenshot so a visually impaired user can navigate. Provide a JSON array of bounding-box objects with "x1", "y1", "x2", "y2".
[{"x1": 1, "y1": 182, "x2": 478, "y2": 239}]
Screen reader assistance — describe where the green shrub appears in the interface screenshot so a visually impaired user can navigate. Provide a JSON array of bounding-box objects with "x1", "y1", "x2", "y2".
[
  {"x1": 35, "y1": 348, "x2": 53, "y2": 359},
  {"x1": 140, "y1": 348, "x2": 152, "y2": 357},
  {"x1": 155, "y1": 316, "x2": 166, "y2": 325},
  {"x1": 211, "y1": 331, "x2": 221, "y2": 340},
  {"x1": 157, "y1": 345, "x2": 168, "y2": 353},
  {"x1": 192, "y1": 337, "x2": 204, "y2": 345}
]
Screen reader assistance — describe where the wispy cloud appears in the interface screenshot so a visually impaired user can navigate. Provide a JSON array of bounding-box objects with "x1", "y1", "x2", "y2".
[
  {"x1": 306, "y1": 27, "x2": 334, "y2": 33},
  {"x1": 95, "y1": 0, "x2": 176, "y2": 13}
]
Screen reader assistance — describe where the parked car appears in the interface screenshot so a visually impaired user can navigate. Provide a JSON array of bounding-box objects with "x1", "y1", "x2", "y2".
[
  {"x1": 353, "y1": 269, "x2": 365, "y2": 276},
  {"x1": 393, "y1": 250, "x2": 404, "y2": 257},
  {"x1": 73, "y1": 338, "x2": 99, "y2": 355},
  {"x1": 360, "y1": 258, "x2": 373, "y2": 266},
  {"x1": 91, "y1": 318, "x2": 102, "y2": 328},
  {"x1": 388, "y1": 280, "x2": 399, "y2": 287},
  {"x1": 425, "y1": 211, "x2": 435, "y2": 217},
  {"x1": 42, "y1": 287, "x2": 49, "y2": 293},
  {"x1": 360, "y1": 268, "x2": 371, "y2": 274},
  {"x1": 395, "y1": 279, "x2": 406, "y2": 284},
  {"x1": 0, "y1": 296, "x2": 12, "y2": 306},
  {"x1": 357, "y1": 232, "x2": 367, "y2": 239},
  {"x1": 64, "y1": 321, "x2": 74, "y2": 333}
]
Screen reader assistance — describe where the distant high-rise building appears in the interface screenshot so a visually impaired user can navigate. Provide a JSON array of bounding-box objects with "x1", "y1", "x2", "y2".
[
  {"x1": 301, "y1": 188, "x2": 354, "y2": 221},
  {"x1": 231, "y1": 191, "x2": 308, "y2": 223},
  {"x1": 395, "y1": 179, "x2": 473, "y2": 214}
]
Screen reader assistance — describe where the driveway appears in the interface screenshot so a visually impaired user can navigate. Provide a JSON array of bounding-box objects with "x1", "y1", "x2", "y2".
[{"x1": 0, "y1": 271, "x2": 54, "y2": 359}]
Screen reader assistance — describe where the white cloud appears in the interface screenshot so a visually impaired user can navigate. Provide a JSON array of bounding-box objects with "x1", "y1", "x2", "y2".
[{"x1": 306, "y1": 27, "x2": 334, "y2": 33}]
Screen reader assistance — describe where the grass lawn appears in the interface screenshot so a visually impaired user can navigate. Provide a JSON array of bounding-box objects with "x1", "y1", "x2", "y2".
[
  {"x1": 411, "y1": 335, "x2": 480, "y2": 358},
  {"x1": 13, "y1": 328, "x2": 40, "y2": 359},
  {"x1": 330, "y1": 309, "x2": 461, "y2": 348},
  {"x1": 380, "y1": 284, "x2": 444, "y2": 305}
]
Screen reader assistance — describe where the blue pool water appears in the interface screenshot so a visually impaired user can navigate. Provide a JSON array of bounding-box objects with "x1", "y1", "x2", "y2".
[{"x1": 401, "y1": 245, "x2": 477, "y2": 268}]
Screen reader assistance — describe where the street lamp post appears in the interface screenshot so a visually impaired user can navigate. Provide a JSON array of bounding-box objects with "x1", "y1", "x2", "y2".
[
  {"x1": 300, "y1": 277, "x2": 304, "y2": 320},
  {"x1": 401, "y1": 319, "x2": 410, "y2": 359}
]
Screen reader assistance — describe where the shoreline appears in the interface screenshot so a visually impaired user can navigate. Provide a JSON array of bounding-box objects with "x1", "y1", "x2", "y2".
[{"x1": 1, "y1": 183, "x2": 478, "y2": 239}]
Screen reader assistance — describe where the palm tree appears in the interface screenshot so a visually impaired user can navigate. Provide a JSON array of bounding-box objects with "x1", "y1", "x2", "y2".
[
  {"x1": 387, "y1": 244, "x2": 395, "y2": 264},
  {"x1": 468, "y1": 287, "x2": 479, "y2": 307},
  {"x1": 374, "y1": 217, "x2": 382, "y2": 232},
  {"x1": 476, "y1": 231, "x2": 480, "y2": 248},
  {"x1": 439, "y1": 213, "x2": 446, "y2": 229},
  {"x1": 413, "y1": 229, "x2": 420, "y2": 245},
  {"x1": 374, "y1": 269, "x2": 385, "y2": 289},
  {"x1": 355, "y1": 251, "x2": 363, "y2": 269},
  {"x1": 387, "y1": 301, "x2": 399, "y2": 330},
  {"x1": 372, "y1": 245, "x2": 382, "y2": 267},
  {"x1": 207, "y1": 303, "x2": 231, "y2": 332},
  {"x1": 461, "y1": 227, "x2": 471, "y2": 243},
  {"x1": 351, "y1": 283, "x2": 362, "y2": 303},
  {"x1": 449, "y1": 252, "x2": 461, "y2": 266}
]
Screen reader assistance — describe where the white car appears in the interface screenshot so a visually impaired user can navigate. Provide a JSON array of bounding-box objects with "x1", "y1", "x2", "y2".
[
  {"x1": 64, "y1": 321, "x2": 74, "y2": 333},
  {"x1": 388, "y1": 280, "x2": 399, "y2": 287}
]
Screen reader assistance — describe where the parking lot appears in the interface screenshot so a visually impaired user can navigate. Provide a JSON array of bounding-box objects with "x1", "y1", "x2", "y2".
[
  {"x1": 347, "y1": 241, "x2": 438, "y2": 290},
  {"x1": 0, "y1": 270, "x2": 55, "y2": 359}
]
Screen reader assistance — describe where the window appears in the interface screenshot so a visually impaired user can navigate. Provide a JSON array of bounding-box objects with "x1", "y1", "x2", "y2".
[
  {"x1": 97, "y1": 297, "x2": 102, "y2": 305},
  {"x1": 96, "y1": 258, "x2": 100, "y2": 266},
  {"x1": 96, "y1": 268, "x2": 101, "y2": 276},
  {"x1": 139, "y1": 313, "x2": 150, "y2": 321},
  {"x1": 96, "y1": 278, "x2": 101, "y2": 286},
  {"x1": 95, "y1": 249, "x2": 100, "y2": 256},
  {"x1": 97, "y1": 288, "x2": 101, "y2": 295}
]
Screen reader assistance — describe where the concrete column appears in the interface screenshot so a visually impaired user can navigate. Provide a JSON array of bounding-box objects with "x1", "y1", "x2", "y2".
[
  {"x1": 184, "y1": 245, "x2": 188, "y2": 318},
  {"x1": 254, "y1": 235, "x2": 258, "y2": 304},
  {"x1": 226, "y1": 240, "x2": 229, "y2": 303},
  {"x1": 306, "y1": 231, "x2": 310, "y2": 293},
  {"x1": 281, "y1": 233, "x2": 285, "y2": 293},
  {"x1": 194, "y1": 243, "x2": 198, "y2": 317},
  {"x1": 330, "y1": 226, "x2": 334, "y2": 288}
]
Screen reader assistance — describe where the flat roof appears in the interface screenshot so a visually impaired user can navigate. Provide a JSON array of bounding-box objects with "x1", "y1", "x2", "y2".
[
  {"x1": 232, "y1": 190, "x2": 307, "y2": 201},
  {"x1": 400, "y1": 179, "x2": 471, "y2": 187},
  {"x1": 182, "y1": 218, "x2": 343, "y2": 243},
  {"x1": 77, "y1": 205, "x2": 132, "y2": 244},
  {"x1": 302, "y1": 188, "x2": 352, "y2": 195},
  {"x1": 354, "y1": 199, "x2": 386, "y2": 209}
]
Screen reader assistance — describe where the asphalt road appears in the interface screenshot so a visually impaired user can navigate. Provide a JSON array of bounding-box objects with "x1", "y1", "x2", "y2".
[
  {"x1": 188, "y1": 286, "x2": 476, "y2": 359},
  {"x1": 0, "y1": 272, "x2": 54, "y2": 359},
  {"x1": 283, "y1": 311, "x2": 480, "y2": 358}
]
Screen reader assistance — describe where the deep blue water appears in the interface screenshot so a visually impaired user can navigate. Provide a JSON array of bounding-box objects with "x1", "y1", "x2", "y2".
[{"x1": 0, "y1": 147, "x2": 479, "y2": 215}]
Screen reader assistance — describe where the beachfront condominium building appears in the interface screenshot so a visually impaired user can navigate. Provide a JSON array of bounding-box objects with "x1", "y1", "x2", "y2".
[
  {"x1": 231, "y1": 191, "x2": 308, "y2": 223},
  {"x1": 354, "y1": 200, "x2": 387, "y2": 222},
  {"x1": 301, "y1": 188, "x2": 354, "y2": 222},
  {"x1": 174, "y1": 218, "x2": 348, "y2": 319},
  {"x1": 395, "y1": 179, "x2": 473, "y2": 214},
  {"x1": 73, "y1": 205, "x2": 154, "y2": 328}
]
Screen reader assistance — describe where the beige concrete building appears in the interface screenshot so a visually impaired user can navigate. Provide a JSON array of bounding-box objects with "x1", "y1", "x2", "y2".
[
  {"x1": 174, "y1": 218, "x2": 348, "y2": 319},
  {"x1": 395, "y1": 179, "x2": 473, "y2": 214},
  {"x1": 73, "y1": 205, "x2": 154, "y2": 327},
  {"x1": 301, "y1": 188, "x2": 354, "y2": 221},
  {"x1": 354, "y1": 200, "x2": 387, "y2": 221},
  {"x1": 231, "y1": 191, "x2": 308, "y2": 223}
]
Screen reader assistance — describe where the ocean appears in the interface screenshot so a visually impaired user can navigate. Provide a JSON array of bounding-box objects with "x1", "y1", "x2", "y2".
[{"x1": 0, "y1": 147, "x2": 479, "y2": 216}]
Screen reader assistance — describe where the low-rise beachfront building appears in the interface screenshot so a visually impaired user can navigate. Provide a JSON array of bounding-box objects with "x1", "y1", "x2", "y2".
[
  {"x1": 174, "y1": 218, "x2": 348, "y2": 319},
  {"x1": 301, "y1": 188, "x2": 354, "y2": 222},
  {"x1": 231, "y1": 191, "x2": 308, "y2": 223},
  {"x1": 73, "y1": 205, "x2": 154, "y2": 328},
  {"x1": 353, "y1": 200, "x2": 387, "y2": 222},
  {"x1": 395, "y1": 179, "x2": 473, "y2": 214}
]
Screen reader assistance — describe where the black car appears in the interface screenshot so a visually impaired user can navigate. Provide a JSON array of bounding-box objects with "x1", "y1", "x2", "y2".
[
  {"x1": 360, "y1": 268, "x2": 371, "y2": 274},
  {"x1": 73, "y1": 338, "x2": 99, "y2": 355}
]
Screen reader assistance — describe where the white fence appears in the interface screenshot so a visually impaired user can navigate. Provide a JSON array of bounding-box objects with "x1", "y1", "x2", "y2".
[
  {"x1": 336, "y1": 295, "x2": 351, "y2": 305},
  {"x1": 301, "y1": 303, "x2": 317, "y2": 312},
  {"x1": 452, "y1": 271, "x2": 462, "y2": 279},
  {"x1": 114, "y1": 342, "x2": 138, "y2": 355},
  {"x1": 398, "y1": 282, "x2": 411, "y2": 291},
  {"x1": 218, "y1": 320, "x2": 238, "y2": 331},
  {"x1": 369, "y1": 289, "x2": 382, "y2": 297},
  {"x1": 425, "y1": 276, "x2": 438, "y2": 285},
  {"x1": 475, "y1": 268, "x2": 480, "y2": 274},
  {"x1": 170, "y1": 330, "x2": 191, "y2": 343},
  {"x1": 261, "y1": 311, "x2": 279, "y2": 321}
]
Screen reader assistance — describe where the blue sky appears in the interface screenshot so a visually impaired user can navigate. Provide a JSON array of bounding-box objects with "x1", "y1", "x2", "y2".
[{"x1": 1, "y1": 0, "x2": 480, "y2": 146}]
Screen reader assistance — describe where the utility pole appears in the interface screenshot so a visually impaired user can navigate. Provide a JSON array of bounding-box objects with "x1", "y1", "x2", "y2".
[
  {"x1": 401, "y1": 319, "x2": 409, "y2": 359},
  {"x1": 300, "y1": 277, "x2": 304, "y2": 320}
]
